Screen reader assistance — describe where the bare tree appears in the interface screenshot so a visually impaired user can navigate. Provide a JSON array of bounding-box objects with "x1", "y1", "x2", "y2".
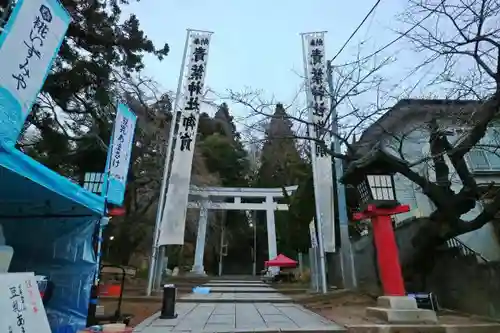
[
  {"x1": 226, "y1": 0, "x2": 500, "y2": 280},
  {"x1": 377, "y1": 0, "x2": 500, "y2": 243},
  {"x1": 98, "y1": 74, "x2": 223, "y2": 264}
]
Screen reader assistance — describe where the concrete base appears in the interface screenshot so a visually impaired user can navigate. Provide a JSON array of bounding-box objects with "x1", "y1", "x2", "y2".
[
  {"x1": 187, "y1": 267, "x2": 207, "y2": 276},
  {"x1": 366, "y1": 296, "x2": 438, "y2": 324}
]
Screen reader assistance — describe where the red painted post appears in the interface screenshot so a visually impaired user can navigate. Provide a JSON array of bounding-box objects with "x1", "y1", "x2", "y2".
[
  {"x1": 353, "y1": 204, "x2": 410, "y2": 297},
  {"x1": 372, "y1": 214, "x2": 405, "y2": 296}
]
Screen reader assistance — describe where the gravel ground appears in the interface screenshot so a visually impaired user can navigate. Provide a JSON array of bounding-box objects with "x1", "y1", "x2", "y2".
[{"x1": 300, "y1": 292, "x2": 498, "y2": 327}]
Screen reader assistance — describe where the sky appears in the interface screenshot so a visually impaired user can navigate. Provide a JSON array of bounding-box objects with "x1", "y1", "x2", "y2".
[{"x1": 122, "y1": 0, "x2": 411, "y2": 120}]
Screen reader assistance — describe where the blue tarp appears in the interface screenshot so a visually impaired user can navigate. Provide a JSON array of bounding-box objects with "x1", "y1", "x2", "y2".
[
  {"x1": 0, "y1": 141, "x2": 105, "y2": 333},
  {"x1": 0, "y1": 141, "x2": 105, "y2": 216},
  {"x1": 3, "y1": 217, "x2": 97, "y2": 333}
]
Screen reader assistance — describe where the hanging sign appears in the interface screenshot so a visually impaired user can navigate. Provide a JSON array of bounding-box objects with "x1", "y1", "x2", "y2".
[
  {"x1": 158, "y1": 31, "x2": 213, "y2": 245},
  {"x1": 0, "y1": 272, "x2": 51, "y2": 333},
  {"x1": 302, "y1": 32, "x2": 336, "y2": 253},
  {"x1": 0, "y1": 0, "x2": 70, "y2": 145},
  {"x1": 104, "y1": 103, "x2": 137, "y2": 206},
  {"x1": 309, "y1": 220, "x2": 318, "y2": 248}
]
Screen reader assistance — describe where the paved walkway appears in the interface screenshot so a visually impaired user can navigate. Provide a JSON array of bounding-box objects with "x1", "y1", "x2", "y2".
[{"x1": 134, "y1": 279, "x2": 345, "y2": 333}]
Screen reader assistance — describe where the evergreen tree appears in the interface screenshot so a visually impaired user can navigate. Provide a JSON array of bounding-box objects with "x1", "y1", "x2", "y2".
[
  {"x1": 256, "y1": 103, "x2": 310, "y2": 259},
  {"x1": 257, "y1": 103, "x2": 306, "y2": 187},
  {"x1": 197, "y1": 103, "x2": 253, "y2": 273},
  {"x1": 199, "y1": 103, "x2": 249, "y2": 187},
  {"x1": 0, "y1": 0, "x2": 169, "y2": 173},
  {"x1": 213, "y1": 103, "x2": 238, "y2": 139}
]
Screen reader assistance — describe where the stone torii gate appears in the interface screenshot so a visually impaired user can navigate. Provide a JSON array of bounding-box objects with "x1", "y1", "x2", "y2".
[{"x1": 187, "y1": 185, "x2": 298, "y2": 275}]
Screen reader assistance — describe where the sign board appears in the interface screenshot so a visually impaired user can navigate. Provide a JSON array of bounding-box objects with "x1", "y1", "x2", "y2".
[
  {"x1": 0, "y1": 272, "x2": 51, "y2": 333},
  {"x1": 309, "y1": 220, "x2": 318, "y2": 248},
  {"x1": 0, "y1": 0, "x2": 70, "y2": 145},
  {"x1": 104, "y1": 103, "x2": 137, "y2": 206}
]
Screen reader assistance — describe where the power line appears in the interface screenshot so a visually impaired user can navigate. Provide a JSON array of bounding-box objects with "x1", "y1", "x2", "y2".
[
  {"x1": 330, "y1": 0, "x2": 382, "y2": 63},
  {"x1": 336, "y1": 0, "x2": 445, "y2": 68}
]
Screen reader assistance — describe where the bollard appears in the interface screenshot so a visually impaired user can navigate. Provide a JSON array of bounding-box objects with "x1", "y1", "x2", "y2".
[{"x1": 160, "y1": 284, "x2": 178, "y2": 319}]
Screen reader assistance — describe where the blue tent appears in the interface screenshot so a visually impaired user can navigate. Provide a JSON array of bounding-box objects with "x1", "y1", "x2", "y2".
[{"x1": 0, "y1": 141, "x2": 105, "y2": 333}]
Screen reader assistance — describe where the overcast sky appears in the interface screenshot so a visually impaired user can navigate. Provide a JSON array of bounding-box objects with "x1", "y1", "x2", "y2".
[{"x1": 123, "y1": 1, "x2": 411, "y2": 98}]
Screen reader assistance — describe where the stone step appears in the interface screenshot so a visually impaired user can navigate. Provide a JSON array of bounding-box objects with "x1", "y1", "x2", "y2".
[
  {"x1": 200, "y1": 287, "x2": 276, "y2": 293},
  {"x1": 203, "y1": 282, "x2": 267, "y2": 284},
  {"x1": 177, "y1": 292, "x2": 293, "y2": 304},
  {"x1": 208, "y1": 275, "x2": 261, "y2": 281},
  {"x1": 207, "y1": 280, "x2": 266, "y2": 284},
  {"x1": 377, "y1": 295, "x2": 419, "y2": 309},
  {"x1": 176, "y1": 297, "x2": 293, "y2": 304},
  {"x1": 366, "y1": 306, "x2": 438, "y2": 324}
]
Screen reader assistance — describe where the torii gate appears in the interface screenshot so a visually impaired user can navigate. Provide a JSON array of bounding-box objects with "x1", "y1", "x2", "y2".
[{"x1": 187, "y1": 185, "x2": 298, "y2": 275}]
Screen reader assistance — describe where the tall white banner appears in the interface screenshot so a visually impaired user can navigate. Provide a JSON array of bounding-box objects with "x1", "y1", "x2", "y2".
[
  {"x1": 158, "y1": 32, "x2": 212, "y2": 245},
  {"x1": 0, "y1": 0, "x2": 70, "y2": 145},
  {"x1": 302, "y1": 32, "x2": 336, "y2": 253}
]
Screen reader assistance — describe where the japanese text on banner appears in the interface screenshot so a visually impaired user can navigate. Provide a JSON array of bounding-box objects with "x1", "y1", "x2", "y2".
[
  {"x1": 306, "y1": 35, "x2": 331, "y2": 158},
  {"x1": 303, "y1": 32, "x2": 336, "y2": 253},
  {"x1": 105, "y1": 103, "x2": 137, "y2": 206},
  {"x1": 158, "y1": 32, "x2": 212, "y2": 246},
  {"x1": 0, "y1": 0, "x2": 70, "y2": 145},
  {"x1": 177, "y1": 35, "x2": 210, "y2": 152}
]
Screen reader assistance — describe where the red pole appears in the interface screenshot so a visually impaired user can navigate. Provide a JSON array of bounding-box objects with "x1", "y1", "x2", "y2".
[{"x1": 371, "y1": 214, "x2": 406, "y2": 296}]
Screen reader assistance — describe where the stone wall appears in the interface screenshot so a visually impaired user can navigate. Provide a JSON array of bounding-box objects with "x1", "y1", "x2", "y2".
[
  {"x1": 427, "y1": 256, "x2": 500, "y2": 318},
  {"x1": 352, "y1": 218, "x2": 424, "y2": 295},
  {"x1": 351, "y1": 219, "x2": 500, "y2": 319}
]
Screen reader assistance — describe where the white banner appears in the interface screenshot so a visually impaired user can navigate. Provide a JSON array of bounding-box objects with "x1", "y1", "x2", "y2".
[
  {"x1": 158, "y1": 32, "x2": 212, "y2": 245},
  {"x1": 309, "y1": 220, "x2": 318, "y2": 248},
  {"x1": 0, "y1": 0, "x2": 70, "y2": 145},
  {"x1": 303, "y1": 32, "x2": 336, "y2": 253},
  {"x1": 0, "y1": 273, "x2": 51, "y2": 333},
  {"x1": 105, "y1": 103, "x2": 137, "y2": 206}
]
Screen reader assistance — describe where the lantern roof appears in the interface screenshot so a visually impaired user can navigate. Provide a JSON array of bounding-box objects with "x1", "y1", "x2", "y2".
[{"x1": 341, "y1": 145, "x2": 398, "y2": 186}]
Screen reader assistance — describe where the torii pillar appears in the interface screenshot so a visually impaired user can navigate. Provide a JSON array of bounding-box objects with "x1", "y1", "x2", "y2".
[{"x1": 191, "y1": 197, "x2": 208, "y2": 275}]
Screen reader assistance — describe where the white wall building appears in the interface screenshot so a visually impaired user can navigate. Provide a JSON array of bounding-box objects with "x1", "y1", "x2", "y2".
[{"x1": 355, "y1": 99, "x2": 500, "y2": 261}]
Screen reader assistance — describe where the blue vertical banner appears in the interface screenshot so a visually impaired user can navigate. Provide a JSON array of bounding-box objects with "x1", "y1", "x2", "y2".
[
  {"x1": 103, "y1": 104, "x2": 137, "y2": 206},
  {"x1": 0, "y1": 0, "x2": 70, "y2": 145}
]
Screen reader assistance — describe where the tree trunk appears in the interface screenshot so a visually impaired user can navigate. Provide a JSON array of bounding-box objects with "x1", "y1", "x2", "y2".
[{"x1": 401, "y1": 217, "x2": 448, "y2": 290}]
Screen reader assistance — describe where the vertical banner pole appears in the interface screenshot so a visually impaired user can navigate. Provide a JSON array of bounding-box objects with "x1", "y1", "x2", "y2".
[
  {"x1": 147, "y1": 29, "x2": 192, "y2": 296},
  {"x1": 326, "y1": 61, "x2": 357, "y2": 289}
]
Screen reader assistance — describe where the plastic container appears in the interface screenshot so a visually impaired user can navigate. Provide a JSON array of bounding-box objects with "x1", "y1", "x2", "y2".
[
  {"x1": 98, "y1": 284, "x2": 122, "y2": 297},
  {"x1": 192, "y1": 286, "x2": 211, "y2": 294}
]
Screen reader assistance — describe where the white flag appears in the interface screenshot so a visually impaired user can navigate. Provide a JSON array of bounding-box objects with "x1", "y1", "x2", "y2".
[
  {"x1": 0, "y1": 0, "x2": 70, "y2": 145},
  {"x1": 303, "y1": 32, "x2": 336, "y2": 253},
  {"x1": 158, "y1": 32, "x2": 212, "y2": 245}
]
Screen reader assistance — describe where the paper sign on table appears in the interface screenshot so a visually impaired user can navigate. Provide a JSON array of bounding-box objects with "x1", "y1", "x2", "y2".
[{"x1": 0, "y1": 272, "x2": 50, "y2": 333}]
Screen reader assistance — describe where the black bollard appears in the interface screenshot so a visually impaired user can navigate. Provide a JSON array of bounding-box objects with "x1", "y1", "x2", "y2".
[{"x1": 160, "y1": 284, "x2": 178, "y2": 319}]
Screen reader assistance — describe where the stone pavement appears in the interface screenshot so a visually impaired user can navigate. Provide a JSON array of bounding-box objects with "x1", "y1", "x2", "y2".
[
  {"x1": 204, "y1": 286, "x2": 276, "y2": 293},
  {"x1": 134, "y1": 279, "x2": 346, "y2": 333},
  {"x1": 178, "y1": 292, "x2": 292, "y2": 303}
]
